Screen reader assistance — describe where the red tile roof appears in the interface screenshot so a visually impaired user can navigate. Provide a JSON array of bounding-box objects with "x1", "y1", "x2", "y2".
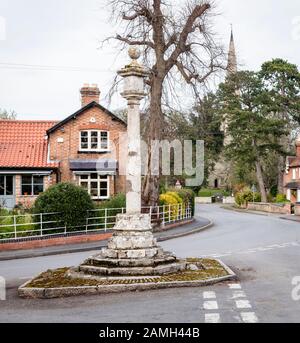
[{"x1": 0, "y1": 120, "x2": 58, "y2": 169}]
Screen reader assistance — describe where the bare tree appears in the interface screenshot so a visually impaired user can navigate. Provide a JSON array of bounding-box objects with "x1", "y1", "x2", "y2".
[
  {"x1": 0, "y1": 109, "x2": 17, "y2": 120},
  {"x1": 106, "y1": 0, "x2": 225, "y2": 206}
]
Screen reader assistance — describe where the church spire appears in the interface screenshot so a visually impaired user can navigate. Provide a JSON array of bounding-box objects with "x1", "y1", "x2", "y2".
[{"x1": 227, "y1": 26, "x2": 237, "y2": 75}]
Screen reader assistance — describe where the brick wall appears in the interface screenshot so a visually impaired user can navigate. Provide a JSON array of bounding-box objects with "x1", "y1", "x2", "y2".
[
  {"x1": 0, "y1": 232, "x2": 112, "y2": 251},
  {"x1": 48, "y1": 105, "x2": 127, "y2": 194}
]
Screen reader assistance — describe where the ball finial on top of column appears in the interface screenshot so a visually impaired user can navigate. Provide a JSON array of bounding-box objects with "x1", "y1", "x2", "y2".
[{"x1": 128, "y1": 47, "x2": 141, "y2": 60}]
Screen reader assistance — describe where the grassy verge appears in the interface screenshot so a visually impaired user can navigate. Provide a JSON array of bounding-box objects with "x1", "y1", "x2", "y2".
[{"x1": 0, "y1": 212, "x2": 37, "y2": 239}]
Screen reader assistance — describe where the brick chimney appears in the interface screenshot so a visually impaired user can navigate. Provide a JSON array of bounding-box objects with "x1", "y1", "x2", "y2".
[{"x1": 80, "y1": 83, "x2": 100, "y2": 107}]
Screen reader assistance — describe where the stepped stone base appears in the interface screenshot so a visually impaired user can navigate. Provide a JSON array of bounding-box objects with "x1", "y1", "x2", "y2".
[
  {"x1": 70, "y1": 260, "x2": 187, "y2": 278},
  {"x1": 18, "y1": 258, "x2": 237, "y2": 299},
  {"x1": 70, "y1": 213, "x2": 188, "y2": 277}
]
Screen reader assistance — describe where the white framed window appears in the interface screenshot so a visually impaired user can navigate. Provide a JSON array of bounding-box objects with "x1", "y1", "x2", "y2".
[
  {"x1": 21, "y1": 175, "x2": 44, "y2": 196},
  {"x1": 292, "y1": 168, "x2": 297, "y2": 180},
  {"x1": 79, "y1": 173, "x2": 109, "y2": 199},
  {"x1": 79, "y1": 130, "x2": 109, "y2": 152}
]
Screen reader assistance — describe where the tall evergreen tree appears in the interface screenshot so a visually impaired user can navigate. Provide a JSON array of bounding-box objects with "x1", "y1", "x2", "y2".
[
  {"x1": 218, "y1": 71, "x2": 287, "y2": 202},
  {"x1": 260, "y1": 59, "x2": 300, "y2": 193}
]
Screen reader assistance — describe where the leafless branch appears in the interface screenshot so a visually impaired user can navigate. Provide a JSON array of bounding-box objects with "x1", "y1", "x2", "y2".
[{"x1": 116, "y1": 34, "x2": 155, "y2": 48}]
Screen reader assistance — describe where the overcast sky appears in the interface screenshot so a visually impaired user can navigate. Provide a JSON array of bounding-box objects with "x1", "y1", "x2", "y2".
[{"x1": 0, "y1": 0, "x2": 299, "y2": 120}]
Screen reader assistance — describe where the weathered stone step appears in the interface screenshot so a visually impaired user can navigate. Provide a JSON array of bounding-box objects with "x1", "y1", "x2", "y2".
[
  {"x1": 84, "y1": 255, "x2": 177, "y2": 268},
  {"x1": 79, "y1": 261, "x2": 186, "y2": 276}
]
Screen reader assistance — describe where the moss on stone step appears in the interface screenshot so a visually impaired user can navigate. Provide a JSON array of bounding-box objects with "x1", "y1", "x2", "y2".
[{"x1": 25, "y1": 259, "x2": 228, "y2": 289}]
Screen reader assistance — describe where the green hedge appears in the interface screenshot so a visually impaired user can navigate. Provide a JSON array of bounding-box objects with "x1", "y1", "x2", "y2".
[
  {"x1": 0, "y1": 212, "x2": 36, "y2": 239},
  {"x1": 198, "y1": 188, "x2": 231, "y2": 197},
  {"x1": 174, "y1": 188, "x2": 195, "y2": 215},
  {"x1": 91, "y1": 193, "x2": 126, "y2": 229},
  {"x1": 96, "y1": 193, "x2": 126, "y2": 210},
  {"x1": 160, "y1": 188, "x2": 195, "y2": 217},
  {"x1": 275, "y1": 194, "x2": 290, "y2": 203},
  {"x1": 235, "y1": 188, "x2": 261, "y2": 206}
]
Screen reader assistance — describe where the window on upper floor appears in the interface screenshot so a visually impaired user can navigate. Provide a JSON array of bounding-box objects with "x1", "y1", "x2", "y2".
[
  {"x1": 80, "y1": 130, "x2": 109, "y2": 152},
  {"x1": 292, "y1": 168, "x2": 297, "y2": 180}
]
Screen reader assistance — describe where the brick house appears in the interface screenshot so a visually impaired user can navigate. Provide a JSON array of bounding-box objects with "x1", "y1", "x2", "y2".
[
  {"x1": 284, "y1": 136, "x2": 300, "y2": 203},
  {"x1": 0, "y1": 84, "x2": 127, "y2": 209}
]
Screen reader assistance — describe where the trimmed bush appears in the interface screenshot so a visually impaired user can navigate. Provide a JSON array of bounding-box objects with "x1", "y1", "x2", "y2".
[
  {"x1": 166, "y1": 191, "x2": 183, "y2": 204},
  {"x1": 159, "y1": 193, "x2": 181, "y2": 221},
  {"x1": 170, "y1": 188, "x2": 195, "y2": 215},
  {"x1": 275, "y1": 193, "x2": 289, "y2": 203},
  {"x1": 92, "y1": 193, "x2": 126, "y2": 229},
  {"x1": 235, "y1": 188, "x2": 261, "y2": 207},
  {"x1": 97, "y1": 193, "x2": 126, "y2": 210},
  {"x1": 33, "y1": 182, "x2": 94, "y2": 229},
  {"x1": 159, "y1": 193, "x2": 179, "y2": 206}
]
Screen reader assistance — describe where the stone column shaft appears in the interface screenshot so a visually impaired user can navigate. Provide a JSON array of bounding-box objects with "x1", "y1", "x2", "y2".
[
  {"x1": 118, "y1": 47, "x2": 149, "y2": 214},
  {"x1": 126, "y1": 101, "x2": 142, "y2": 214}
]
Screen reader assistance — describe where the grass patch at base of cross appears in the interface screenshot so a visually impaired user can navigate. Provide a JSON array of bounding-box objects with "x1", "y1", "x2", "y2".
[{"x1": 25, "y1": 258, "x2": 229, "y2": 289}]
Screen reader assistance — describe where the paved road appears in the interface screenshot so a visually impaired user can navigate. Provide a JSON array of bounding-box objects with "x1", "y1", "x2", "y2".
[{"x1": 0, "y1": 204, "x2": 300, "y2": 323}]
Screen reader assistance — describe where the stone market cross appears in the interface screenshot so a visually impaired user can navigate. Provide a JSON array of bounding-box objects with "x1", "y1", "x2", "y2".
[
  {"x1": 18, "y1": 49, "x2": 235, "y2": 299},
  {"x1": 67, "y1": 48, "x2": 187, "y2": 276}
]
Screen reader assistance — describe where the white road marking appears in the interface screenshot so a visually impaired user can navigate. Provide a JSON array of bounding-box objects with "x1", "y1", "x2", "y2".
[
  {"x1": 235, "y1": 300, "x2": 252, "y2": 309},
  {"x1": 203, "y1": 291, "x2": 216, "y2": 299},
  {"x1": 256, "y1": 247, "x2": 273, "y2": 251},
  {"x1": 205, "y1": 313, "x2": 220, "y2": 323},
  {"x1": 209, "y1": 254, "x2": 231, "y2": 258},
  {"x1": 231, "y1": 290, "x2": 246, "y2": 299},
  {"x1": 239, "y1": 250, "x2": 258, "y2": 254},
  {"x1": 267, "y1": 244, "x2": 284, "y2": 249},
  {"x1": 240, "y1": 312, "x2": 258, "y2": 323},
  {"x1": 203, "y1": 240, "x2": 300, "y2": 258},
  {"x1": 203, "y1": 301, "x2": 219, "y2": 310},
  {"x1": 228, "y1": 283, "x2": 242, "y2": 289},
  {"x1": 201, "y1": 284, "x2": 259, "y2": 323}
]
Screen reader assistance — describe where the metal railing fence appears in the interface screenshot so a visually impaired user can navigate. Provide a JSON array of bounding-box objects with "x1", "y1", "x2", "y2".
[{"x1": 0, "y1": 203, "x2": 192, "y2": 242}]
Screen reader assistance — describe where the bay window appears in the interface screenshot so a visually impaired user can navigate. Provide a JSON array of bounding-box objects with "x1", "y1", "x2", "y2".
[{"x1": 79, "y1": 174, "x2": 109, "y2": 199}]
